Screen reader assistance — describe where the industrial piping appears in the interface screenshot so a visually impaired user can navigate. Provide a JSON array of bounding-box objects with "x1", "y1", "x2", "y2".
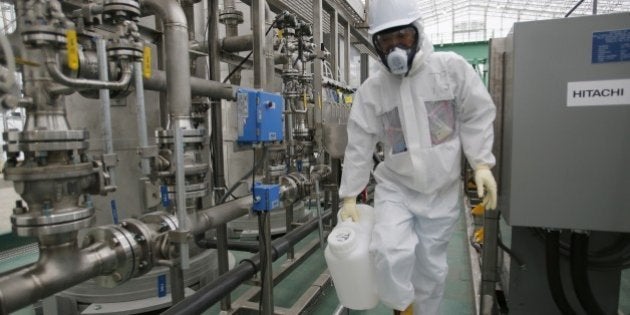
[
  {"x1": 0, "y1": 234, "x2": 120, "y2": 314},
  {"x1": 0, "y1": 196, "x2": 252, "y2": 315},
  {"x1": 45, "y1": 52, "x2": 133, "y2": 90},
  {"x1": 191, "y1": 196, "x2": 252, "y2": 235},
  {"x1": 143, "y1": 70, "x2": 237, "y2": 101},
  {"x1": 140, "y1": 0, "x2": 192, "y2": 125}
]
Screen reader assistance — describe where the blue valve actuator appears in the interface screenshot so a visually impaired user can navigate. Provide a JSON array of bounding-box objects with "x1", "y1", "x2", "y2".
[
  {"x1": 252, "y1": 182, "x2": 281, "y2": 212},
  {"x1": 236, "y1": 88, "x2": 284, "y2": 144}
]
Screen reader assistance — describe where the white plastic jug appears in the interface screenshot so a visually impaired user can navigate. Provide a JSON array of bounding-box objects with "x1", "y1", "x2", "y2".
[{"x1": 325, "y1": 204, "x2": 379, "y2": 310}]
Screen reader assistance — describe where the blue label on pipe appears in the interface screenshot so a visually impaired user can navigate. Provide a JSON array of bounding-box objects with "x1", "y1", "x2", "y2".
[
  {"x1": 110, "y1": 200, "x2": 119, "y2": 225},
  {"x1": 296, "y1": 160, "x2": 303, "y2": 173},
  {"x1": 160, "y1": 185, "x2": 170, "y2": 207},
  {"x1": 157, "y1": 274, "x2": 167, "y2": 297},
  {"x1": 592, "y1": 29, "x2": 630, "y2": 64}
]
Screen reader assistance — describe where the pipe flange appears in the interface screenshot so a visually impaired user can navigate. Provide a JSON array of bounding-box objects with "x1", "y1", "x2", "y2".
[
  {"x1": 140, "y1": 211, "x2": 178, "y2": 233},
  {"x1": 4, "y1": 130, "x2": 90, "y2": 154},
  {"x1": 4, "y1": 162, "x2": 94, "y2": 182},
  {"x1": 299, "y1": 73, "x2": 313, "y2": 82},
  {"x1": 162, "y1": 182, "x2": 209, "y2": 200},
  {"x1": 282, "y1": 68, "x2": 300, "y2": 78},
  {"x1": 107, "y1": 39, "x2": 143, "y2": 59},
  {"x1": 156, "y1": 128, "x2": 207, "y2": 145},
  {"x1": 219, "y1": 9, "x2": 244, "y2": 25},
  {"x1": 155, "y1": 128, "x2": 206, "y2": 138},
  {"x1": 22, "y1": 26, "x2": 66, "y2": 47},
  {"x1": 285, "y1": 172, "x2": 311, "y2": 199},
  {"x1": 139, "y1": 212, "x2": 178, "y2": 260},
  {"x1": 12, "y1": 207, "x2": 95, "y2": 237},
  {"x1": 4, "y1": 140, "x2": 89, "y2": 153},
  {"x1": 119, "y1": 218, "x2": 155, "y2": 276},
  {"x1": 294, "y1": 129, "x2": 310, "y2": 139},
  {"x1": 269, "y1": 164, "x2": 286, "y2": 178},
  {"x1": 279, "y1": 175, "x2": 299, "y2": 202},
  {"x1": 107, "y1": 47, "x2": 143, "y2": 59},
  {"x1": 103, "y1": 0, "x2": 141, "y2": 22},
  {"x1": 5, "y1": 130, "x2": 89, "y2": 142},
  {"x1": 156, "y1": 135, "x2": 206, "y2": 145},
  {"x1": 83, "y1": 225, "x2": 141, "y2": 288},
  {"x1": 283, "y1": 91, "x2": 300, "y2": 98}
]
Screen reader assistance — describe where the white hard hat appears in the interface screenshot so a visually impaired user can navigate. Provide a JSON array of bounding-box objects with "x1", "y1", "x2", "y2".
[{"x1": 368, "y1": 0, "x2": 423, "y2": 35}]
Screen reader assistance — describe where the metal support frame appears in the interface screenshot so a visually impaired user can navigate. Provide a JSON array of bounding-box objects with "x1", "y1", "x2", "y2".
[
  {"x1": 330, "y1": 8, "x2": 339, "y2": 81},
  {"x1": 313, "y1": 0, "x2": 324, "y2": 153},
  {"x1": 480, "y1": 209, "x2": 500, "y2": 315},
  {"x1": 258, "y1": 211, "x2": 274, "y2": 315},
  {"x1": 96, "y1": 37, "x2": 117, "y2": 186},
  {"x1": 360, "y1": 53, "x2": 369, "y2": 83},
  {"x1": 133, "y1": 61, "x2": 152, "y2": 176},
  {"x1": 344, "y1": 18, "x2": 351, "y2": 84},
  {"x1": 286, "y1": 202, "x2": 295, "y2": 260},
  {"x1": 252, "y1": 0, "x2": 266, "y2": 89},
  {"x1": 208, "y1": 0, "x2": 232, "y2": 310}
]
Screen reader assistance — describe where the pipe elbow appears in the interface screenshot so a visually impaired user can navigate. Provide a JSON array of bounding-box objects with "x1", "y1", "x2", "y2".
[{"x1": 141, "y1": 0, "x2": 188, "y2": 26}]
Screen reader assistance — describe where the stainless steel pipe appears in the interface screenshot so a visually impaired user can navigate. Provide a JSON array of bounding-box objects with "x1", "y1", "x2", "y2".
[
  {"x1": 221, "y1": 34, "x2": 254, "y2": 53},
  {"x1": 192, "y1": 196, "x2": 252, "y2": 235},
  {"x1": 0, "y1": 235, "x2": 119, "y2": 314},
  {"x1": 143, "y1": 70, "x2": 237, "y2": 101},
  {"x1": 252, "y1": 0, "x2": 266, "y2": 89},
  {"x1": 45, "y1": 52, "x2": 132, "y2": 90},
  {"x1": 97, "y1": 38, "x2": 117, "y2": 186},
  {"x1": 140, "y1": 0, "x2": 192, "y2": 125},
  {"x1": 134, "y1": 61, "x2": 151, "y2": 176},
  {"x1": 192, "y1": 34, "x2": 254, "y2": 53}
]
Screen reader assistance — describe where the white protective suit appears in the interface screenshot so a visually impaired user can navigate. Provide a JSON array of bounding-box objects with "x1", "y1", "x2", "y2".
[{"x1": 338, "y1": 34, "x2": 496, "y2": 313}]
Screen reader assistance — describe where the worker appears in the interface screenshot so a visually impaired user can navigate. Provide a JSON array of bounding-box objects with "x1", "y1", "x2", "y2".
[{"x1": 338, "y1": 0, "x2": 498, "y2": 314}]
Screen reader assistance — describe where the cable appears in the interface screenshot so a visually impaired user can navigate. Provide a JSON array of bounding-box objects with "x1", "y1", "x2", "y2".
[
  {"x1": 222, "y1": 21, "x2": 276, "y2": 84},
  {"x1": 565, "y1": 0, "x2": 587, "y2": 17},
  {"x1": 532, "y1": 228, "x2": 630, "y2": 270},
  {"x1": 497, "y1": 234, "x2": 525, "y2": 269},
  {"x1": 219, "y1": 148, "x2": 268, "y2": 204},
  {"x1": 545, "y1": 230, "x2": 578, "y2": 315},
  {"x1": 222, "y1": 51, "x2": 253, "y2": 84},
  {"x1": 493, "y1": 210, "x2": 525, "y2": 269},
  {"x1": 570, "y1": 232, "x2": 606, "y2": 315}
]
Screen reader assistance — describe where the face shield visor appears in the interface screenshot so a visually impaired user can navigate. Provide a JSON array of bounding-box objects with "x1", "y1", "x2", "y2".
[{"x1": 373, "y1": 25, "x2": 420, "y2": 75}]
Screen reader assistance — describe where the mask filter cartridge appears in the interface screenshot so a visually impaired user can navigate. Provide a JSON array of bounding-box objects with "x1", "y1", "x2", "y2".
[{"x1": 386, "y1": 47, "x2": 409, "y2": 75}]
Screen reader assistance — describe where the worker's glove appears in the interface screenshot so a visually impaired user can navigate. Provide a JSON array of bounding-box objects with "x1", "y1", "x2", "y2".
[
  {"x1": 340, "y1": 197, "x2": 359, "y2": 222},
  {"x1": 474, "y1": 165, "x2": 497, "y2": 210}
]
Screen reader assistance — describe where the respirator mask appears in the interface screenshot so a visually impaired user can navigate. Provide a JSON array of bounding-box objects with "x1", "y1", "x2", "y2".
[{"x1": 373, "y1": 24, "x2": 422, "y2": 75}]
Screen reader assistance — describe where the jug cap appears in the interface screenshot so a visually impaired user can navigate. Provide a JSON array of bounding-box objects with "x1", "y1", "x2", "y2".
[{"x1": 327, "y1": 226, "x2": 358, "y2": 254}]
